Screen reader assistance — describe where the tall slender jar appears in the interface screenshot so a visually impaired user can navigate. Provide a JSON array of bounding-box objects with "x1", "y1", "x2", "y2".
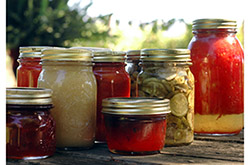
[
  {"x1": 188, "y1": 19, "x2": 244, "y2": 135},
  {"x1": 6, "y1": 87, "x2": 55, "y2": 159},
  {"x1": 17, "y1": 46, "x2": 51, "y2": 87},
  {"x1": 38, "y1": 48, "x2": 97, "y2": 150},
  {"x1": 93, "y1": 50, "x2": 130, "y2": 142},
  {"x1": 137, "y1": 49, "x2": 194, "y2": 146},
  {"x1": 125, "y1": 50, "x2": 141, "y2": 97}
]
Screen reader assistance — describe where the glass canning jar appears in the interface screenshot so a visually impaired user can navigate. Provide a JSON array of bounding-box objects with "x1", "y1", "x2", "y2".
[
  {"x1": 137, "y1": 49, "x2": 194, "y2": 146},
  {"x1": 102, "y1": 97, "x2": 170, "y2": 155},
  {"x1": 188, "y1": 19, "x2": 244, "y2": 135},
  {"x1": 125, "y1": 50, "x2": 141, "y2": 97},
  {"x1": 38, "y1": 48, "x2": 97, "y2": 150},
  {"x1": 93, "y1": 50, "x2": 130, "y2": 142},
  {"x1": 17, "y1": 46, "x2": 52, "y2": 87},
  {"x1": 6, "y1": 87, "x2": 55, "y2": 159}
]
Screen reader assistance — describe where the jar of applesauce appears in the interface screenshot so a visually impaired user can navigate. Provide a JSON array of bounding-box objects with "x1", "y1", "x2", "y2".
[
  {"x1": 137, "y1": 49, "x2": 194, "y2": 146},
  {"x1": 17, "y1": 46, "x2": 51, "y2": 87},
  {"x1": 38, "y1": 48, "x2": 97, "y2": 150},
  {"x1": 125, "y1": 50, "x2": 141, "y2": 97},
  {"x1": 188, "y1": 19, "x2": 244, "y2": 135}
]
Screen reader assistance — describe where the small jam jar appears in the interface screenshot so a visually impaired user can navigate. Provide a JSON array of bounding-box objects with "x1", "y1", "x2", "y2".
[
  {"x1": 93, "y1": 50, "x2": 130, "y2": 142},
  {"x1": 125, "y1": 50, "x2": 141, "y2": 97},
  {"x1": 38, "y1": 48, "x2": 97, "y2": 150},
  {"x1": 102, "y1": 97, "x2": 170, "y2": 155},
  {"x1": 188, "y1": 19, "x2": 244, "y2": 135},
  {"x1": 6, "y1": 87, "x2": 56, "y2": 159},
  {"x1": 137, "y1": 49, "x2": 194, "y2": 146},
  {"x1": 17, "y1": 46, "x2": 51, "y2": 87}
]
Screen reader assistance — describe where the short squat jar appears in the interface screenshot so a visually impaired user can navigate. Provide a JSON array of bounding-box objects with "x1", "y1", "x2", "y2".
[
  {"x1": 6, "y1": 87, "x2": 55, "y2": 159},
  {"x1": 125, "y1": 50, "x2": 141, "y2": 97},
  {"x1": 188, "y1": 19, "x2": 244, "y2": 135},
  {"x1": 93, "y1": 50, "x2": 130, "y2": 142},
  {"x1": 17, "y1": 46, "x2": 51, "y2": 87},
  {"x1": 137, "y1": 49, "x2": 194, "y2": 146},
  {"x1": 38, "y1": 48, "x2": 97, "y2": 150},
  {"x1": 102, "y1": 97, "x2": 170, "y2": 155}
]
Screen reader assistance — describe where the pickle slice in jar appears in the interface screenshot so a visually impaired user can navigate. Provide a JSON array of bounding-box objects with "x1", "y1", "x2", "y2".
[{"x1": 170, "y1": 93, "x2": 188, "y2": 117}]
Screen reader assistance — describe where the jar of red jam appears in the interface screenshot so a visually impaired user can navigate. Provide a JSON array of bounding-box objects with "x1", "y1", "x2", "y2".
[
  {"x1": 188, "y1": 19, "x2": 244, "y2": 135},
  {"x1": 6, "y1": 87, "x2": 56, "y2": 159},
  {"x1": 125, "y1": 50, "x2": 141, "y2": 97},
  {"x1": 17, "y1": 46, "x2": 51, "y2": 87},
  {"x1": 102, "y1": 97, "x2": 170, "y2": 155},
  {"x1": 93, "y1": 50, "x2": 130, "y2": 143}
]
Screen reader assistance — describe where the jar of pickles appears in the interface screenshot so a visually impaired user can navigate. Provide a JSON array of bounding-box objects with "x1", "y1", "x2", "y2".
[
  {"x1": 6, "y1": 87, "x2": 55, "y2": 159},
  {"x1": 125, "y1": 50, "x2": 141, "y2": 97},
  {"x1": 137, "y1": 49, "x2": 194, "y2": 146},
  {"x1": 38, "y1": 48, "x2": 97, "y2": 150},
  {"x1": 17, "y1": 46, "x2": 51, "y2": 87},
  {"x1": 188, "y1": 19, "x2": 244, "y2": 135},
  {"x1": 102, "y1": 97, "x2": 171, "y2": 155},
  {"x1": 93, "y1": 50, "x2": 130, "y2": 142}
]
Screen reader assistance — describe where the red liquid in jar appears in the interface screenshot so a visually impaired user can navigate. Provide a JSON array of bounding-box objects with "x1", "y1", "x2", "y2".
[{"x1": 93, "y1": 62, "x2": 130, "y2": 142}]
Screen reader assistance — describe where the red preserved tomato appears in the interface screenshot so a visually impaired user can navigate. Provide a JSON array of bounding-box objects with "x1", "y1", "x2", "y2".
[
  {"x1": 17, "y1": 57, "x2": 42, "y2": 87},
  {"x1": 93, "y1": 62, "x2": 130, "y2": 142},
  {"x1": 104, "y1": 114, "x2": 166, "y2": 155},
  {"x1": 7, "y1": 106, "x2": 56, "y2": 159},
  {"x1": 188, "y1": 19, "x2": 244, "y2": 135}
]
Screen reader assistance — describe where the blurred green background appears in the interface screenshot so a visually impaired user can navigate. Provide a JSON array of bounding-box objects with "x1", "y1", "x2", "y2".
[{"x1": 6, "y1": 0, "x2": 244, "y2": 87}]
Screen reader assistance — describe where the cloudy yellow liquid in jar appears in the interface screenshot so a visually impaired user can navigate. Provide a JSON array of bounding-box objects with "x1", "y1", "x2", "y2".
[{"x1": 38, "y1": 61, "x2": 97, "y2": 149}]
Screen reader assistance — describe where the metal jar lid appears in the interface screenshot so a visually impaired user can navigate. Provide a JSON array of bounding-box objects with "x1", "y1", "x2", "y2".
[
  {"x1": 140, "y1": 49, "x2": 191, "y2": 62},
  {"x1": 192, "y1": 19, "x2": 237, "y2": 30},
  {"x1": 102, "y1": 97, "x2": 170, "y2": 115},
  {"x1": 70, "y1": 47, "x2": 112, "y2": 52},
  {"x1": 126, "y1": 50, "x2": 140, "y2": 61},
  {"x1": 19, "y1": 46, "x2": 53, "y2": 58},
  {"x1": 93, "y1": 50, "x2": 126, "y2": 62},
  {"x1": 41, "y1": 48, "x2": 93, "y2": 61},
  {"x1": 6, "y1": 87, "x2": 53, "y2": 105}
]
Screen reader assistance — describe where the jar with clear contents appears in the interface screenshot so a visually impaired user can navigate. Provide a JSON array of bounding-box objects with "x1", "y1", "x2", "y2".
[
  {"x1": 6, "y1": 87, "x2": 55, "y2": 159},
  {"x1": 125, "y1": 50, "x2": 141, "y2": 97},
  {"x1": 38, "y1": 48, "x2": 97, "y2": 150},
  {"x1": 188, "y1": 19, "x2": 244, "y2": 135},
  {"x1": 137, "y1": 49, "x2": 194, "y2": 146},
  {"x1": 102, "y1": 97, "x2": 170, "y2": 155}
]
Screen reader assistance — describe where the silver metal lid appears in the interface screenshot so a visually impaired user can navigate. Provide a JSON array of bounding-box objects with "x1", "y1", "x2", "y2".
[
  {"x1": 19, "y1": 46, "x2": 53, "y2": 58},
  {"x1": 192, "y1": 19, "x2": 237, "y2": 30},
  {"x1": 126, "y1": 50, "x2": 140, "y2": 60},
  {"x1": 93, "y1": 50, "x2": 126, "y2": 62}
]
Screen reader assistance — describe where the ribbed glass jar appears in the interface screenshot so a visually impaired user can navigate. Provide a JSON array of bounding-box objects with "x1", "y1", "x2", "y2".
[
  {"x1": 137, "y1": 49, "x2": 194, "y2": 146},
  {"x1": 38, "y1": 48, "x2": 97, "y2": 150}
]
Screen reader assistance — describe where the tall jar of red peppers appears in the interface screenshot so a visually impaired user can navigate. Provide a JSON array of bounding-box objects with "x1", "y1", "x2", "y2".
[
  {"x1": 188, "y1": 19, "x2": 244, "y2": 135},
  {"x1": 93, "y1": 50, "x2": 130, "y2": 142},
  {"x1": 17, "y1": 46, "x2": 51, "y2": 87}
]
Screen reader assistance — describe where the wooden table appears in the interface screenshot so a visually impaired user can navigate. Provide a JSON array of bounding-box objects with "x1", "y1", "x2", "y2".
[{"x1": 7, "y1": 130, "x2": 244, "y2": 164}]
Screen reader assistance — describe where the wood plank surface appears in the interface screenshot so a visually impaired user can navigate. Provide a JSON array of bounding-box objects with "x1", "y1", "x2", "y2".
[{"x1": 7, "y1": 130, "x2": 244, "y2": 165}]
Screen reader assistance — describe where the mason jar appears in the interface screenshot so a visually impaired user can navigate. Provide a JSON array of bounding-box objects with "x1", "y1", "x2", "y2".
[
  {"x1": 125, "y1": 50, "x2": 141, "y2": 97},
  {"x1": 17, "y1": 46, "x2": 51, "y2": 87},
  {"x1": 38, "y1": 48, "x2": 97, "y2": 150},
  {"x1": 93, "y1": 50, "x2": 130, "y2": 142},
  {"x1": 137, "y1": 49, "x2": 194, "y2": 146},
  {"x1": 188, "y1": 19, "x2": 244, "y2": 135},
  {"x1": 6, "y1": 87, "x2": 55, "y2": 159},
  {"x1": 102, "y1": 97, "x2": 170, "y2": 155}
]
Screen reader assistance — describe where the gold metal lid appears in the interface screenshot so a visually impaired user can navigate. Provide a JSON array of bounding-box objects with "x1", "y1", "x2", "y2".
[
  {"x1": 19, "y1": 46, "x2": 53, "y2": 58},
  {"x1": 102, "y1": 97, "x2": 170, "y2": 115},
  {"x1": 192, "y1": 19, "x2": 237, "y2": 30},
  {"x1": 126, "y1": 50, "x2": 140, "y2": 60},
  {"x1": 41, "y1": 48, "x2": 93, "y2": 61},
  {"x1": 70, "y1": 47, "x2": 112, "y2": 52},
  {"x1": 6, "y1": 87, "x2": 53, "y2": 105},
  {"x1": 140, "y1": 49, "x2": 191, "y2": 62},
  {"x1": 93, "y1": 50, "x2": 126, "y2": 62}
]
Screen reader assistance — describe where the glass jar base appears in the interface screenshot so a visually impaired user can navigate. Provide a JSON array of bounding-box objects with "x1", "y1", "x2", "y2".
[
  {"x1": 194, "y1": 132, "x2": 239, "y2": 136},
  {"x1": 7, "y1": 155, "x2": 50, "y2": 160},
  {"x1": 109, "y1": 149, "x2": 160, "y2": 155},
  {"x1": 56, "y1": 146, "x2": 93, "y2": 151}
]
